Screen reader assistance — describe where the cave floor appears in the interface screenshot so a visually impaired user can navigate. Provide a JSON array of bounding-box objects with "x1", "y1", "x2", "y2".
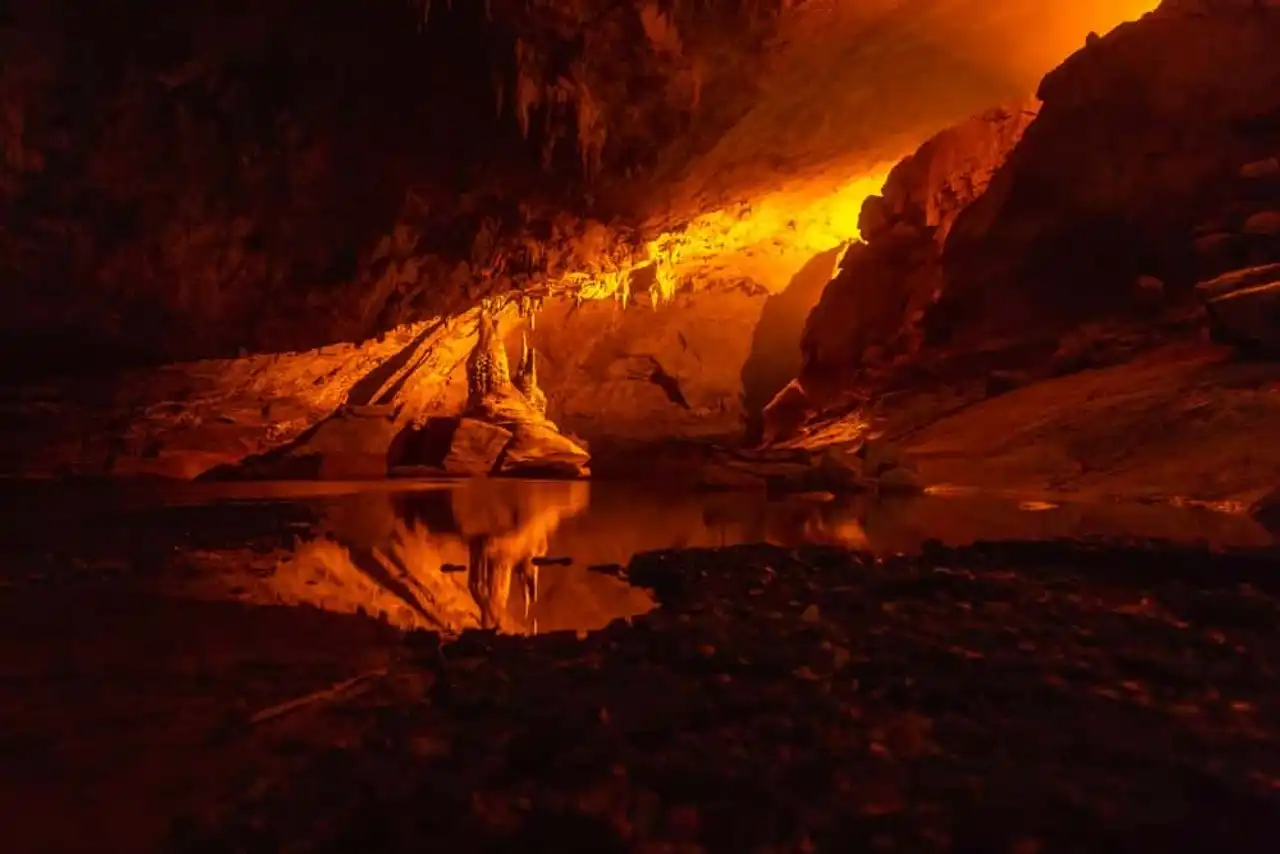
[
  {"x1": 897, "y1": 342, "x2": 1280, "y2": 507},
  {"x1": 3, "y1": 481, "x2": 1280, "y2": 852}
]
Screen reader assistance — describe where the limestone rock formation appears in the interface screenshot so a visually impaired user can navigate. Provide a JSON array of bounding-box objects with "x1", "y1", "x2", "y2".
[
  {"x1": 1198, "y1": 263, "x2": 1280, "y2": 355},
  {"x1": 499, "y1": 422, "x2": 592, "y2": 477},
  {"x1": 939, "y1": 0, "x2": 1280, "y2": 344},
  {"x1": 1, "y1": 1, "x2": 1172, "y2": 474},
  {"x1": 431, "y1": 306, "x2": 589, "y2": 477},
  {"x1": 770, "y1": 0, "x2": 1280, "y2": 459},
  {"x1": 442, "y1": 419, "x2": 515, "y2": 476},
  {"x1": 514, "y1": 331, "x2": 548, "y2": 417},
  {"x1": 465, "y1": 310, "x2": 514, "y2": 413},
  {"x1": 799, "y1": 99, "x2": 1040, "y2": 408},
  {"x1": 0, "y1": 0, "x2": 1156, "y2": 378}
]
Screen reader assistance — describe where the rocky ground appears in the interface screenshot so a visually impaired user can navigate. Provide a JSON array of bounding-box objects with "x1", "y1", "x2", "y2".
[{"x1": 5, "y1": 529, "x2": 1280, "y2": 852}]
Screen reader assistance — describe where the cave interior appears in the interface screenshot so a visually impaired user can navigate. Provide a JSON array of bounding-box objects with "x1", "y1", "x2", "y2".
[{"x1": 6, "y1": 1, "x2": 1280, "y2": 851}]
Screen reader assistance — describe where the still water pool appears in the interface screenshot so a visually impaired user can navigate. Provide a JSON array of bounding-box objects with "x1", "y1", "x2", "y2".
[{"x1": 1, "y1": 477, "x2": 1272, "y2": 635}]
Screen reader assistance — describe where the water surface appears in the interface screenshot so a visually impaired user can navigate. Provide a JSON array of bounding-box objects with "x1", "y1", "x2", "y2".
[{"x1": 2, "y1": 478, "x2": 1272, "y2": 636}]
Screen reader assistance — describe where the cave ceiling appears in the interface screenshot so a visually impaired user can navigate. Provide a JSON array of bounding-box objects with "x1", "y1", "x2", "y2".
[{"x1": 0, "y1": 0, "x2": 1157, "y2": 365}]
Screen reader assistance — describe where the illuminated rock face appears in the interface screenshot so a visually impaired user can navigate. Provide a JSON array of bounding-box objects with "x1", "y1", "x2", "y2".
[
  {"x1": 0, "y1": 0, "x2": 1156, "y2": 375},
  {"x1": 1, "y1": 0, "x2": 1173, "y2": 472},
  {"x1": 465, "y1": 310, "x2": 513, "y2": 411},
  {"x1": 797, "y1": 99, "x2": 1039, "y2": 410},
  {"x1": 446, "y1": 306, "x2": 589, "y2": 477},
  {"x1": 765, "y1": 0, "x2": 1280, "y2": 460}
]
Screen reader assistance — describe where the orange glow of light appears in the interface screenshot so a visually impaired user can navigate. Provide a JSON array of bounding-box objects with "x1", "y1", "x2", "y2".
[
  {"x1": 558, "y1": 166, "x2": 893, "y2": 306},
  {"x1": 551, "y1": 0, "x2": 1163, "y2": 307},
  {"x1": 647, "y1": 168, "x2": 893, "y2": 294}
]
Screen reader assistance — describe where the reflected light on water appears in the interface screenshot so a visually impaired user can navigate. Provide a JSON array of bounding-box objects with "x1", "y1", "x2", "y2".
[{"x1": 174, "y1": 479, "x2": 1273, "y2": 636}]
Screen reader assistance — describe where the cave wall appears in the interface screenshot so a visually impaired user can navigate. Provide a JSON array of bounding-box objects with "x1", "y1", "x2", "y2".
[
  {"x1": 0, "y1": 0, "x2": 790, "y2": 373},
  {"x1": 938, "y1": 0, "x2": 1280, "y2": 344},
  {"x1": 798, "y1": 99, "x2": 1039, "y2": 405},
  {"x1": 774, "y1": 0, "x2": 1280, "y2": 451},
  {"x1": 1, "y1": 0, "x2": 1183, "y2": 475},
  {"x1": 508, "y1": 286, "x2": 770, "y2": 443},
  {"x1": 1, "y1": 0, "x2": 1160, "y2": 380},
  {"x1": 1, "y1": 0, "x2": 539, "y2": 369}
]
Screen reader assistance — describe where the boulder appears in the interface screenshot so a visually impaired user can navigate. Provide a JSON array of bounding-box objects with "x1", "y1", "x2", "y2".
[
  {"x1": 877, "y1": 466, "x2": 923, "y2": 494},
  {"x1": 1240, "y1": 157, "x2": 1280, "y2": 180},
  {"x1": 1200, "y1": 268, "x2": 1280, "y2": 356},
  {"x1": 279, "y1": 410, "x2": 401, "y2": 479},
  {"x1": 813, "y1": 447, "x2": 873, "y2": 493},
  {"x1": 1252, "y1": 487, "x2": 1280, "y2": 536},
  {"x1": 498, "y1": 422, "x2": 590, "y2": 477},
  {"x1": 1243, "y1": 210, "x2": 1280, "y2": 236},
  {"x1": 696, "y1": 462, "x2": 768, "y2": 490},
  {"x1": 759, "y1": 379, "x2": 813, "y2": 445},
  {"x1": 443, "y1": 418, "x2": 513, "y2": 476}
]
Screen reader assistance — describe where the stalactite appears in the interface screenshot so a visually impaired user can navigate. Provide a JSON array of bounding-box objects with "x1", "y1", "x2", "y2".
[{"x1": 514, "y1": 39, "x2": 541, "y2": 139}]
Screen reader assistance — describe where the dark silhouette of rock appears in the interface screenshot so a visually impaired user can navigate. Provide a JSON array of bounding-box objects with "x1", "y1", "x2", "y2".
[
  {"x1": 1199, "y1": 263, "x2": 1280, "y2": 355},
  {"x1": 940, "y1": 3, "x2": 1280, "y2": 344},
  {"x1": 799, "y1": 99, "x2": 1039, "y2": 406}
]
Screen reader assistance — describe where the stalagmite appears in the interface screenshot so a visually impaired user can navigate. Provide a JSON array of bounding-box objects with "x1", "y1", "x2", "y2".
[
  {"x1": 515, "y1": 330, "x2": 548, "y2": 416},
  {"x1": 466, "y1": 308, "x2": 511, "y2": 409}
]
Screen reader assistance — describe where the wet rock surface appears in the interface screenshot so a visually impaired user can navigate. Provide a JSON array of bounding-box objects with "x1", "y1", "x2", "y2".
[
  {"x1": 696, "y1": 439, "x2": 921, "y2": 496},
  {"x1": 160, "y1": 539, "x2": 1280, "y2": 853},
  {"x1": 1199, "y1": 264, "x2": 1280, "y2": 356}
]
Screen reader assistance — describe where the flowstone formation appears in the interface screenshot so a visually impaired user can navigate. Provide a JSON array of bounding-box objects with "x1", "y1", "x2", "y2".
[
  {"x1": 209, "y1": 304, "x2": 588, "y2": 481},
  {"x1": 440, "y1": 305, "x2": 589, "y2": 478},
  {"x1": 465, "y1": 310, "x2": 514, "y2": 414}
]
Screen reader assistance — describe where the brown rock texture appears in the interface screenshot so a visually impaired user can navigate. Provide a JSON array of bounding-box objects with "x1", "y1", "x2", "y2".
[
  {"x1": 1198, "y1": 263, "x2": 1280, "y2": 355},
  {"x1": 799, "y1": 99, "x2": 1039, "y2": 406},
  {"x1": 443, "y1": 419, "x2": 516, "y2": 477},
  {"x1": 520, "y1": 288, "x2": 769, "y2": 443},
  {"x1": 938, "y1": 0, "x2": 1280, "y2": 344},
  {"x1": 0, "y1": 0, "x2": 1157, "y2": 377}
]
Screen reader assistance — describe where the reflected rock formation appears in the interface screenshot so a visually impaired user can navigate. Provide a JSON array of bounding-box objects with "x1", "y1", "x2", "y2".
[
  {"x1": 186, "y1": 480, "x2": 1272, "y2": 631},
  {"x1": 268, "y1": 480, "x2": 631, "y2": 634}
]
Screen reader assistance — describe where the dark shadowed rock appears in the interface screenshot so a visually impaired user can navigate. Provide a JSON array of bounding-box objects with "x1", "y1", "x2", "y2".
[
  {"x1": 800, "y1": 99, "x2": 1038, "y2": 403},
  {"x1": 1243, "y1": 210, "x2": 1280, "y2": 236},
  {"x1": 1241, "y1": 157, "x2": 1280, "y2": 180},
  {"x1": 941, "y1": 5, "x2": 1280, "y2": 342},
  {"x1": 217, "y1": 409, "x2": 400, "y2": 481},
  {"x1": 1200, "y1": 267, "x2": 1280, "y2": 356},
  {"x1": 1253, "y1": 486, "x2": 1280, "y2": 535},
  {"x1": 877, "y1": 465, "x2": 923, "y2": 494}
]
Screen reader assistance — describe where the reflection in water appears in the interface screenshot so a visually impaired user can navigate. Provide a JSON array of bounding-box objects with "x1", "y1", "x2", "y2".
[
  {"x1": 185, "y1": 480, "x2": 1273, "y2": 636},
  {"x1": 273, "y1": 481, "x2": 626, "y2": 635}
]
